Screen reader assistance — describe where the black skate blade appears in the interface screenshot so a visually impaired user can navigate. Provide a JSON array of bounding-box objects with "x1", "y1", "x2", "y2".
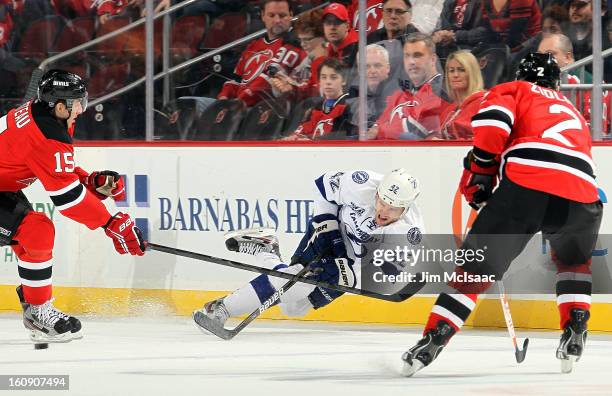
[
  {"x1": 193, "y1": 312, "x2": 235, "y2": 340},
  {"x1": 515, "y1": 338, "x2": 529, "y2": 363}
]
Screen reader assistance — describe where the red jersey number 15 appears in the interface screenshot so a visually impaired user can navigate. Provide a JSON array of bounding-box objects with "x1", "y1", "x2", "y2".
[{"x1": 54, "y1": 152, "x2": 75, "y2": 173}]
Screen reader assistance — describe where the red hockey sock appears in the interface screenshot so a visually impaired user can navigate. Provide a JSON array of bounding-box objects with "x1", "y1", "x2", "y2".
[
  {"x1": 555, "y1": 259, "x2": 592, "y2": 329},
  {"x1": 424, "y1": 292, "x2": 478, "y2": 335},
  {"x1": 12, "y1": 212, "x2": 55, "y2": 305}
]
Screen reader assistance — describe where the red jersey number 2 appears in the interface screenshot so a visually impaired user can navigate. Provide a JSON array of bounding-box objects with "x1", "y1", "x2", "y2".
[
  {"x1": 542, "y1": 104, "x2": 583, "y2": 147},
  {"x1": 54, "y1": 152, "x2": 75, "y2": 173}
]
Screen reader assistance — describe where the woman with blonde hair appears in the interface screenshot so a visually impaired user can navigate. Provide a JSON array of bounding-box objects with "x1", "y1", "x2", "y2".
[{"x1": 438, "y1": 50, "x2": 485, "y2": 140}]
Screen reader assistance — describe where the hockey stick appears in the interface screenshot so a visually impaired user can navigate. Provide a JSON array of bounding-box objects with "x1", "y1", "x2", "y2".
[
  {"x1": 193, "y1": 261, "x2": 315, "y2": 340},
  {"x1": 498, "y1": 281, "x2": 529, "y2": 363},
  {"x1": 25, "y1": 67, "x2": 45, "y2": 101},
  {"x1": 147, "y1": 243, "x2": 425, "y2": 302}
]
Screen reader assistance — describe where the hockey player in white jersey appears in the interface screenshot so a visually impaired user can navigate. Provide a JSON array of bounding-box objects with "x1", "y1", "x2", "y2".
[{"x1": 193, "y1": 168, "x2": 424, "y2": 334}]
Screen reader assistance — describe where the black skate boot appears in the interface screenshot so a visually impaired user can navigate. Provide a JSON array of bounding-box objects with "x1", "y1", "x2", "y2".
[
  {"x1": 556, "y1": 308, "x2": 590, "y2": 373},
  {"x1": 17, "y1": 286, "x2": 83, "y2": 343},
  {"x1": 401, "y1": 320, "x2": 456, "y2": 377}
]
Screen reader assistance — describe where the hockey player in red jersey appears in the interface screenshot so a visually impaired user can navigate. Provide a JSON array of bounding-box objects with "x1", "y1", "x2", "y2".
[
  {"x1": 0, "y1": 69, "x2": 145, "y2": 344},
  {"x1": 401, "y1": 53, "x2": 602, "y2": 375}
]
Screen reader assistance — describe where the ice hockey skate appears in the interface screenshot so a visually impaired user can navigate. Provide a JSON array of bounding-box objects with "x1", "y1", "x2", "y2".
[
  {"x1": 22, "y1": 298, "x2": 82, "y2": 343},
  {"x1": 17, "y1": 286, "x2": 82, "y2": 344},
  {"x1": 557, "y1": 308, "x2": 590, "y2": 373},
  {"x1": 401, "y1": 320, "x2": 456, "y2": 377},
  {"x1": 224, "y1": 227, "x2": 280, "y2": 257},
  {"x1": 193, "y1": 298, "x2": 230, "y2": 338}
]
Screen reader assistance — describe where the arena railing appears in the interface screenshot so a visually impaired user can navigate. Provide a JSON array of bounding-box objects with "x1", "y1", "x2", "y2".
[{"x1": 558, "y1": 0, "x2": 609, "y2": 140}]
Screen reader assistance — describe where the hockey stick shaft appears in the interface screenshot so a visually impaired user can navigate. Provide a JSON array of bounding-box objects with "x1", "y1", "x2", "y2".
[
  {"x1": 498, "y1": 281, "x2": 529, "y2": 363},
  {"x1": 148, "y1": 242, "x2": 425, "y2": 302}
]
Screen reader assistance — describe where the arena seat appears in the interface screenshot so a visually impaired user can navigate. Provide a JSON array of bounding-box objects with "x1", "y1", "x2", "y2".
[
  {"x1": 54, "y1": 16, "x2": 95, "y2": 54},
  {"x1": 190, "y1": 99, "x2": 246, "y2": 140},
  {"x1": 153, "y1": 97, "x2": 200, "y2": 140},
  {"x1": 170, "y1": 15, "x2": 208, "y2": 63},
  {"x1": 16, "y1": 16, "x2": 64, "y2": 63},
  {"x1": 280, "y1": 97, "x2": 321, "y2": 137},
  {"x1": 77, "y1": 63, "x2": 130, "y2": 140},
  {"x1": 234, "y1": 98, "x2": 289, "y2": 140},
  {"x1": 89, "y1": 16, "x2": 131, "y2": 61},
  {"x1": 201, "y1": 12, "x2": 249, "y2": 50}
]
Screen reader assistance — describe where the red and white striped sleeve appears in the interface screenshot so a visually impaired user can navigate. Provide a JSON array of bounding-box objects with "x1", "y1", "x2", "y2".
[
  {"x1": 471, "y1": 85, "x2": 518, "y2": 155},
  {"x1": 25, "y1": 140, "x2": 112, "y2": 230}
]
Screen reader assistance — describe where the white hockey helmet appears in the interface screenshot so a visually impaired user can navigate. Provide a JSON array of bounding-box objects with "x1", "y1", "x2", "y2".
[{"x1": 377, "y1": 168, "x2": 420, "y2": 211}]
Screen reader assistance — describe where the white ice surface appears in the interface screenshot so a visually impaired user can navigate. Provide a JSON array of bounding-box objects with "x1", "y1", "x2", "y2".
[{"x1": 0, "y1": 314, "x2": 611, "y2": 396}]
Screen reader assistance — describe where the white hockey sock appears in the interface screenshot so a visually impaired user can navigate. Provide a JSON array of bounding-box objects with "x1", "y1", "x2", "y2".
[
  {"x1": 223, "y1": 284, "x2": 262, "y2": 317},
  {"x1": 223, "y1": 253, "x2": 316, "y2": 317},
  {"x1": 223, "y1": 252, "x2": 285, "y2": 317}
]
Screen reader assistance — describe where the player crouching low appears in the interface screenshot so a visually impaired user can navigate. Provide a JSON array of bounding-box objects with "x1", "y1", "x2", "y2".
[{"x1": 193, "y1": 168, "x2": 425, "y2": 336}]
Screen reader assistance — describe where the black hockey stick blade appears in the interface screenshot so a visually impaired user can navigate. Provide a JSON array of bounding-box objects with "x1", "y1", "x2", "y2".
[
  {"x1": 25, "y1": 67, "x2": 44, "y2": 101},
  {"x1": 148, "y1": 242, "x2": 426, "y2": 302},
  {"x1": 515, "y1": 338, "x2": 530, "y2": 363}
]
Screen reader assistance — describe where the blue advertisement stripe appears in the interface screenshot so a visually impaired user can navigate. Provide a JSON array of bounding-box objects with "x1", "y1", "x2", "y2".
[{"x1": 135, "y1": 175, "x2": 149, "y2": 208}]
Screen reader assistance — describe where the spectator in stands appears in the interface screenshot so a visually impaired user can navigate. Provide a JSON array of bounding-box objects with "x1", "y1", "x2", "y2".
[
  {"x1": 323, "y1": 3, "x2": 359, "y2": 68},
  {"x1": 269, "y1": 8, "x2": 327, "y2": 100},
  {"x1": 0, "y1": 0, "x2": 14, "y2": 50},
  {"x1": 52, "y1": 0, "x2": 93, "y2": 19},
  {"x1": 215, "y1": 0, "x2": 306, "y2": 106},
  {"x1": 481, "y1": 0, "x2": 542, "y2": 52},
  {"x1": 368, "y1": 32, "x2": 452, "y2": 140},
  {"x1": 437, "y1": 50, "x2": 485, "y2": 139},
  {"x1": 347, "y1": 44, "x2": 395, "y2": 131},
  {"x1": 182, "y1": 0, "x2": 242, "y2": 18},
  {"x1": 433, "y1": 0, "x2": 496, "y2": 60},
  {"x1": 565, "y1": 0, "x2": 606, "y2": 62},
  {"x1": 366, "y1": 0, "x2": 418, "y2": 78},
  {"x1": 283, "y1": 58, "x2": 352, "y2": 140},
  {"x1": 538, "y1": 32, "x2": 610, "y2": 134},
  {"x1": 348, "y1": 0, "x2": 384, "y2": 34},
  {"x1": 507, "y1": 4, "x2": 570, "y2": 82},
  {"x1": 94, "y1": 0, "x2": 173, "y2": 24},
  {"x1": 542, "y1": 4, "x2": 569, "y2": 34},
  {"x1": 94, "y1": 0, "x2": 140, "y2": 24},
  {"x1": 0, "y1": 0, "x2": 26, "y2": 75},
  {"x1": 368, "y1": 0, "x2": 417, "y2": 42},
  {"x1": 0, "y1": 0, "x2": 25, "y2": 85}
]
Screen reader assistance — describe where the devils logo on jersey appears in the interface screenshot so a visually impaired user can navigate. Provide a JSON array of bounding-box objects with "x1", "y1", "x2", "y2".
[
  {"x1": 390, "y1": 101, "x2": 418, "y2": 123},
  {"x1": 351, "y1": 1, "x2": 383, "y2": 32},
  {"x1": 314, "y1": 118, "x2": 334, "y2": 137},
  {"x1": 242, "y1": 49, "x2": 274, "y2": 84}
]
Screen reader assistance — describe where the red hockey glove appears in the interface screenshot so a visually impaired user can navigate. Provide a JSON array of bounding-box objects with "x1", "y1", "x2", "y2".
[
  {"x1": 459, "y1": 149, "x2": 499, "y2": 210},
  {"x1": 103, "y1": 213, "x2": 145, "y2": 256},
  {"x1": 75, "y1": 167, "x2": 126, "y2": 201}
]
